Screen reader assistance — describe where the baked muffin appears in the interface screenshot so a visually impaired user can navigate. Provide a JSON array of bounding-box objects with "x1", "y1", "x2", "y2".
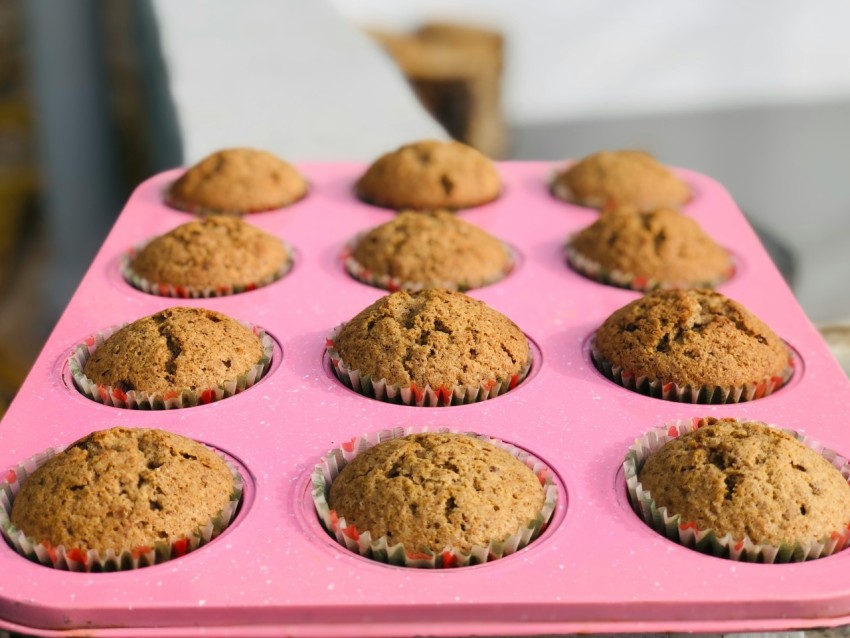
[
  {"x1": 345, "y1": 210, "x2": 512, "y2": 291},
  {"x1": 552, "y1": 150, "x2": 690, "y2": 212},
  {"x1": 593, "y1": 289, "x2": 791, "y2": 403},
  {"x1": 6, "y1": 427, "x2": 239, "y2": 569},
  {"x1": 76, "y1": 307, "x2": 270, "y2": 408},
  {"x1": 566, "y1": 207, "x2": 732, "y2": 290},
  {"x1": 126, "y1": 216, "x2": 292, "y2": 297},
  {"x1": 328, "y1": 289, "x2": 530, "y2": 405},
  {"x1": 630, "y1": 418, "x2": 850, "y2": 561},
  {"x1": 356, "y1": 140, "x2": 501, "y2": 210},
  {"x1": 326, "y1": 432, "x2": 547, "y2": 558},
  {"x1": 166, "y1": 148, "x2": 308, "y2": 214}
]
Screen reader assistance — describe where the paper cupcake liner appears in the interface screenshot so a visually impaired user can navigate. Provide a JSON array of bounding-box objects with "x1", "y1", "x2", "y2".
[
  {"x1": 164, "y1": 189, "x2": 308, "y2": 216},
  {"x1": 549, "y1": 178, "x2": 596, "y2": 208},
  {"x1": 312, "y1": 426, "x2": 558, "y2": 568},
  {"x1": 624, "y1": 417, "x2": 850, "y2": 563},
  {"x1": 325, "y1": 324, "x2": 531, "y2": 407},
  {"x1": 341, "y1": 232, "x2": 515, "y2": 293},
  {"x1": 121, "y1": 238, "x2": 294, "y2": 298},
  {"x1": 69, "y1": 322, "x2": 274, "y2": 409},
  {"x1": 564, "y1": 241, "x2": 734, "y2": 292},
  {"x1": 590, "y1": 337, "x2": 793, "y2": 404},
  {"x1": 0, "y1": 443, "x2": 243, "y2": 572}
]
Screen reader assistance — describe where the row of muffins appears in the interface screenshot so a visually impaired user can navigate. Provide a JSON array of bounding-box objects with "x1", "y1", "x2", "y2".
[
  {"x1": 150, "y1": 143, "x2": 718, "y2": 296},
  {"x1": 4, "y1": 417, "x2": 849, "y2": 572},
  {"x1": 164, "y1": 143, "x2": 691, "y2": 214},
  {"x1": 125, "y1": 208, "x2": 733, "y2": 297},
  {"x1": 69, "y1": 287, "x2": 791, "y2": 410}
]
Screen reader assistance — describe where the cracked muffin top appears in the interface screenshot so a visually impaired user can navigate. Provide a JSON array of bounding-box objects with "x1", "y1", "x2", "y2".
[
  {"x1": 11, "y1": 427, "x2": 235, "y2": 553},
  {"x1": 568, "y1": 207, "x2": 731, "y2": 288},
  {"x1": 83, "y1": 307, "x2": 263, "y2": 395},
  {"x1": 167, "y1": 148, "x2": 308, "y2": 214},
  {"x1": 328, "y1": 432, "x2": 544, "y2": 553},
  {"x1": 349, "y1": 210, "x2": 511, "y2": 290},
  {"x1": 333, "y1": 289, "x2": 528, "y2": 389},
  {"x1": 638, "y1": 418, "x2": 850, "y2": 546},
  {"x1": 552, "y1": 150, "x2": 690, "y2": 212},
  {"x1": 594, "y1": 289, "x2": 788, "y2": 388},
  {"x1": 131, "y1": 216, "x2": 290, "y2": 289},
  {"x1": 356, "y1": 140, "x2": 501, "y2": 210}
]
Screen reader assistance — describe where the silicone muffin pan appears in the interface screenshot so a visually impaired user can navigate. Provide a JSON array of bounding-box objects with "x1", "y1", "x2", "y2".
[{"x1": 1, "y1": 162, "x2": 849, "y2": 637}]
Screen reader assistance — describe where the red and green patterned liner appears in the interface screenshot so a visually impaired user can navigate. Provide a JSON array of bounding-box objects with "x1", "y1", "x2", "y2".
[
  {"x1": 121, "y1": 238, "x2": 294, "y2": 298},
  {"x1": 0, "y1": 444, "x2": 243, "y2": 572},
  {"x1": 325, "y1": 324, "x2": 531, "y2": 407},
  {"x1": 564, "y1": 240, "x2": 734, "y2": 292},
  {"x1": 312, "y1": 427, "x2": 558, "y2": 568},
  {"x1": 69, "y1": 322, "x2": 274, "y2": 409},
  {"x1": 625, "y1": 418, "x2": 850, "y2": 563},
  {"x1": 341, "y1": 232, "x2": 515, "y2": 293},
  {"x1": 590, "y1": 336, "x2": 793, "y2": 404}
]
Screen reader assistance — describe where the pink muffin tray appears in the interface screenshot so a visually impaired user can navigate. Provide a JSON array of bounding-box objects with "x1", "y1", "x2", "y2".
[{"x1": 1, "y1": 162, "x2": 849, "y2": 637}]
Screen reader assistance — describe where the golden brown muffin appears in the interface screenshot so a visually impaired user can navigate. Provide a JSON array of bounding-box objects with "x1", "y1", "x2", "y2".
[
  {"x1": 167, "y1": 148, "x2": 308, "y2": 214},
  {"x1": 552, "y1": 150, "x2": 690, "y2": 212},
  {"x1": 328, "y1": 432, "x2": 544, "y2": 553},
  {"x1": 594, "y1": 289, "x2": 789, "y2": 397},
  {"x1": 83, "y1": 307, "x2": 264, "y2": 396},
  {"x1": 356, "y1": 140, "x2": 501, "y2": 210},
  {"x1": 347, "y1": 210, "x2": 511, "y2": 291},
  {"x1": 567, "y1": 207, "x2": 732, "y2": 290},
  {"x1": 333, "y1": 289, "x2": 529, "y2": 390},
  {"x1": 130, "y1": 217, "x2": 290, "y2": 292},
  {"x1": 638, "y1": 418, "x2": 850, "y2": 546},
  {"x1": 11, "y1": 427, "x2": 236, "y2": 553}
]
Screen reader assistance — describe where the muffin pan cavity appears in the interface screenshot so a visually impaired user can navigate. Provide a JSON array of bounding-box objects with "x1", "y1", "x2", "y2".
[
  {"x1": 1, "y1": 162, "x2": 849, "y2": 636},
  {"x1": 0, "y1": 437, "x2": 253, "y2": 573},
  {"x1": 303, "y1": 429, "x2": 566, "y2": 570}
]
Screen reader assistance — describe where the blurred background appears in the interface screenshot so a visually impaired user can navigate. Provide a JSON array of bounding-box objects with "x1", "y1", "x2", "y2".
[{"x1": 0, "y1": 0, "x2": 849, "y2": 415}]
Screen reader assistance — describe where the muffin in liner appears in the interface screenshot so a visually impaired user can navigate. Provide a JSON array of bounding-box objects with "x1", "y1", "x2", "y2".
[
  {"x1": 590, "y1": 336, "x2": 793, "y2": 404},
  {"x1": 564, "y1": 240, "x2": 734, "y2": 292},
  {"x1": 69, "y1": 322, "x2": 274, "y2": 409},
  {"x1": 164, "y1": 148, "x2": 309, "y2": 216},
  {"x1": 625, "y1": 418, "x2": 850, "y2": 563},
  {"x1": 121, "y1": 238, "x2": 294, "y2": 298},
  {"x1": 341, "y1": 231, "x2": 514, "y2": 293},
  {"x1": 548, "y1": 153, "x2": 691, "y2": 212},
  {"x1": 0, "y1": 444, "x2": 243, "y2": 572},
  {"x1": 325, "y1": 323, "x2": 532, "y2": 407},
  {"x1": 355, "y1": 140, "x2": 502, "y2": 211},
  {"x1": 311, "y1": 427, "x2": 558, "y2": 568}
]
